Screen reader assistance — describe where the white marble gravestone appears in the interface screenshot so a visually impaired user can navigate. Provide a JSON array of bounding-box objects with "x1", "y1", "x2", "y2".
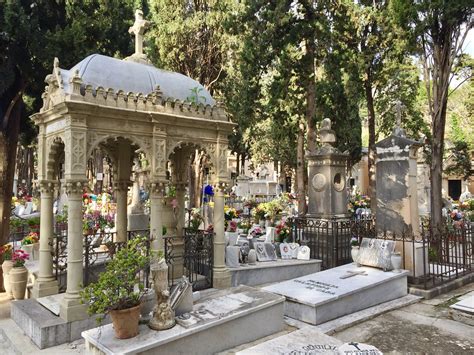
[
  {"x1": 280, "y1": 243, "x2": 292, "y2": 260},
  {"x1": 226, "y1": 246, "x2": 241, "y2": 268},
  {"x1": 265, "y1": 227, "x2": 275, "y2": 243},
  {"x1": 263, "y1": 263, "x2": 408, "y2": 325},
  {"x1": 358, "y1": 238, "x2": 395, "y2": 270},
  {"x1": 289, "y1": 243, "x2": 300, "y2": 259},
  {"x1": 297, "y1": 245, "x2": 311, "y2": 260}
]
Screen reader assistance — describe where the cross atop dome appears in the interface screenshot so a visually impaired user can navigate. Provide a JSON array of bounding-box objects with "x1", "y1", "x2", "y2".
[{"x1": 125, "y1": 9, "x2": 152, "y2": 65}]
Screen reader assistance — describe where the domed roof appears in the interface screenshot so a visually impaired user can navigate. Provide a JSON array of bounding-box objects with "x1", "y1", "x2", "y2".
[{"x1": 61, "y1": 54, "x2": 215, "y2": 105}]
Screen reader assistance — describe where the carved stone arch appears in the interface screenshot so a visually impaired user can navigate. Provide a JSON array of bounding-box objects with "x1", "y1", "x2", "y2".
[
  {"x1": 87, "y1": 132, "x2": 152, "y2": 162},
  {"x1": 45, "y1": 135, "x2": 66, "y2": 181}
]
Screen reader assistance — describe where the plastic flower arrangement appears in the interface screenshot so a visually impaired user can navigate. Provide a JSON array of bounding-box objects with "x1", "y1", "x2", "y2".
[
  {"x1": 224, "y1": 206, "x2": 238, "y2": 221},
  {"x1": 275, "y1": 220, "x2": 291, "y2": 242},
  {"x1": 243, "y1": 198, "x2": 258, "y2": 210},
  {"x1": 348, "y1": 193, "x2": 371, "y2": 215},
  {"x1": 0, "y1": 244, "x2": 13, "y2": 260},
  {"x1": 12, "y1": 249, "x2": 29, "y2": 267},
  {"x1": 189, "y1": 208, "x2": 204, "y2": 231},
  {"x1": 350, "y1": 237, "x2": 359, "y2": 247},
  {"x1": 228, "y1": 220, "x2": 238, "y2": 232},
  {"x1": 22, "y1": 232, "x2": 39, "y2": 245},
  {"x1": 252, "y1": 205, "x2": 266, "y2": 221},
  {"x1": 247, "y1": 225, "x2": 263, "y2": 239}
]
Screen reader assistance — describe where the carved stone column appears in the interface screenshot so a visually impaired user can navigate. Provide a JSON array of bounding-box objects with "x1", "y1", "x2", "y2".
[
  {"x1": 114, "y1": 180, "x2": 131, "y2": 243},
  {"x1": 150, "y1": 181, "x2": 166, "y2": 252},
  {"x1": 60, "y1": 181, "x2": 87, "y2": 322},
  {"x1": 32, "y1": 180, "x2": 59, "y2": 298},
  {"x1": 175, "y1": 183, "x2": 186, "y2": 238},
  {"x1": 212, "y1": 184, "x2": 231, "y2": 288}
]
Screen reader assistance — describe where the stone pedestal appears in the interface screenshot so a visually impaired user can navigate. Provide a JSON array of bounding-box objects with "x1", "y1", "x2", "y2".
[
  {"x1": 306, "y1": 118, "x2": 349, "y2": 218},
  {"x1": 213, "y1": 187, "x2": 231, "y2": 288}
]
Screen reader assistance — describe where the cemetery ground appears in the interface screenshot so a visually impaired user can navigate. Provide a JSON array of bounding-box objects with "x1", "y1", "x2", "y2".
[{"x1": 0, "y1": 281, "x2": 472, "y2": 354}]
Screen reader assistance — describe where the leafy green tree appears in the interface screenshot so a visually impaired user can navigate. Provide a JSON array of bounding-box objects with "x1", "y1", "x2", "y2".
[
  {"x1": 392, "y1": 0, "x2": 473, "y2": 229},
  {"x1": 445, "y1": 141, "x2": 473, "y2": 181}
]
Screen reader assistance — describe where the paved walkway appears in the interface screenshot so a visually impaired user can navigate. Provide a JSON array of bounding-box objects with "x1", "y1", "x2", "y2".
[{"x1": 0, "y1": 282, "x2": 472, "y2": 354}]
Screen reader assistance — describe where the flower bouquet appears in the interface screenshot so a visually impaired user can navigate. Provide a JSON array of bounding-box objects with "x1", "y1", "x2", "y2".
[{"x1": 275, "y1": 220, "x2": 291, "y2": 242}]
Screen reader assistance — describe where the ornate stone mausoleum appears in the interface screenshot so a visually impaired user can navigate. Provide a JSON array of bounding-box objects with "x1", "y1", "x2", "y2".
[{"x1": 31, "y1": 14, "x2": 234, "y2": 321}]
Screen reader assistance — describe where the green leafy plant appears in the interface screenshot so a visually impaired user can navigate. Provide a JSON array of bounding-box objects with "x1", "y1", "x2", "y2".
[{"x1": 80, "y1": 236, "x2": 150, "y2": 323}]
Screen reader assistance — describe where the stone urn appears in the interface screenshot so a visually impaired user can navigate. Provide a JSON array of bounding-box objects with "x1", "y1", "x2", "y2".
[
  {"x1": 1, "y1": 260, "x2": 14, "y2": 299},
  {"x1": 148, "y1": 259, "x2": 176, "y2": 331},
  {"x1": 9, "y1": 266, "x2": 28, "y2": 300},
  {"x1": 351, "y1": 246, "x2": 360, "y2": 266},
  {"x1": 391, "y1": 252, "x2": 402, "y2": 273}
]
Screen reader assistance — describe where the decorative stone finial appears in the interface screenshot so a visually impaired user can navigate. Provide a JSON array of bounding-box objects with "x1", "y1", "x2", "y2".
[
  {"x1": 393, "y1": 100, "x2": 406, "y2": 137},
  {"x1": 125, "y1": 9, "x2": 152, "y2": 65},
  {"x1": 319, "y1": 118, "x2": 336, "y2": 145}
]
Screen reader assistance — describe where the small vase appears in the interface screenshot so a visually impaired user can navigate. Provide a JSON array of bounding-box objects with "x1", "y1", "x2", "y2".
[
  {"x1": 33, "y1": 243, "x2": 40, "y2": 261},
  {"x1": 110, "y1": 304, "x2": 141, "y2": 339},
  {"x1": 2, "y1": 260, "x2": 14, "y2": 299},
  {"x1": 9, "y1": 266, "x2": 28, "y2": 300},
  {"x1": 248, "y1": 249, "x2": 257, "y2": 265},
  {"x1": 351, "y1": 246, "x2": 360, "y2": 266},
  {"x1": 21, "y1": 244, "x2": 34, "y2": 259},
  {"x1": 391, "y1": 252, "x2": 402, "y2": 273}
]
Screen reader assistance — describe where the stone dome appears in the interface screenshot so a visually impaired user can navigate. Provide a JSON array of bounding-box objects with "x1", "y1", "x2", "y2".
[{"x1": 61, "y1": 54, "x2": 215, "y2": 105}]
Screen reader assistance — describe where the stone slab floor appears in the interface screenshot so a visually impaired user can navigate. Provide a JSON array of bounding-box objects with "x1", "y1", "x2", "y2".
[
  {"x1": 0, "y1": 283, "x2": 473, "y2": 354},
  {"x1": 332, "y1": 282, "x2": 474, "y2": 354}
]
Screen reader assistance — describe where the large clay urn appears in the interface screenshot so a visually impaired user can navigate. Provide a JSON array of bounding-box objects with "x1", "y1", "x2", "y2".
[
  {"x1": 9, "y1": 266, "x2": 28, "y2": 300},
  {"x1": 1, "y1": 260, "x2": 14, "y2": 299}
]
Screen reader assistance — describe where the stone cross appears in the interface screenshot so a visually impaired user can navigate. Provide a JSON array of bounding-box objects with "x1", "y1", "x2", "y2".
[
  {"x1": 395, "y1": 100, "x2": 402, "y2": 129},
  {"x1": 129, "y1": 9, "x2": 150, "y2": 56},
  {"x1": 339, "y1": 270, "x2": 368, "y2": 279}
]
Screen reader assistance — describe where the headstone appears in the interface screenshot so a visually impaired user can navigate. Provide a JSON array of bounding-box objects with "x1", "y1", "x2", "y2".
[
  {"x1": 170, "y1": 276, "x2": 193, "y2": 316},
  {"x1": 248, "y1": 249, "x2": 257, "y2": 265},
  {"x1": 358, "y1": 238, "x2": 395, "y2": 271},
  {"x1": 297, "y1": 245, "x2": 311, "y2": 260},
  {"x1": 225, "y1": 232, "x2": 239, "y2": 246},
  {"x1": 280, "y1": 243, "x2": 292, "y2": 259},
  {"x1": 289, "y1": 243, "x2": 300, "y2": 259},
  {"x1": 226, "y1": 246, "x2": 241, "y2": 268},
  {"x1": 375, "y1": 128, "x2": 421, "y2": 236},
  {"x1": 254, "y1": 242, "x2": 277, "y2": 262}
]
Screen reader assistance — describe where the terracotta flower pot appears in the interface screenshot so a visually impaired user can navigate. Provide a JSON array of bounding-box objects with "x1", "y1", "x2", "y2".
[
  {"x1": 1, "y1": 260, "x2": 14, "y2": 299},
  {"x1": 9, "y1": 266, "x2": 28, "y2": 300},
  {"x1": 110, "y1": 304, "x2": 141, "y2": 339}
]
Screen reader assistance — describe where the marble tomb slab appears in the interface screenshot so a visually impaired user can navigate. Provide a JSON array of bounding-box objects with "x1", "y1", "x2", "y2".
[
  {"x1": 36, "y1": 293, "x2": 65, "y2": 316},
  {"x1": 263, "y1": 263, "x2": 408, "y2": 325},
  {"x1": 237, "y1": 326, "x2": 343, "y2": 354},
  {"x1": 450, "y1": 294, "x2": 474, "y2": 314},
  {"x1": 82, "y1": 285, "x2": 285, "y2": 355}
]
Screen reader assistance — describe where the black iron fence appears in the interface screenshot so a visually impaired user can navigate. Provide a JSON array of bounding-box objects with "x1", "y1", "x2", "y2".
[
  {"x1": 52, "y1": 228, "x2": 151, "y2": 291},
  {"x1": 288, "y1": 217, "x2": 473, "y2": 290},
  {"x1": 164, "y1": 228, "x2": 213, "y2": 291}
]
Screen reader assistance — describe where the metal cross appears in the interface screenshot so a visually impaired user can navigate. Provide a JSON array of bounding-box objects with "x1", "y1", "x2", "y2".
[{"x1": 339, "y1": 270, "x2": 368, "y2": 279}]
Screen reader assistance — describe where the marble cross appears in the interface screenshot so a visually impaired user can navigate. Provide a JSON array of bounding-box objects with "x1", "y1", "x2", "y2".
[
  {"x1": 129, "y1": 9, "x2": 150, "y2": 56},
  {"x1": 339, "y1": 270, "x2": 368, "y2": 279}
]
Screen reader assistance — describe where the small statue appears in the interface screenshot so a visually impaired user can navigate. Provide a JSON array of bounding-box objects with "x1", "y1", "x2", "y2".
[{"x1": 148, "y1": 258, "x2": 176, "y2": 331}]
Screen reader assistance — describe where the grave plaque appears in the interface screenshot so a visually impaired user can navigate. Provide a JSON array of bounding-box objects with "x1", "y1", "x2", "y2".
[
  {"x1": 280, "y1": 243, "x2": 292, "y2": 259},
  {"x1": 289, "y1": 243, "x2": 300, "y2": 259},
  {"x1": 297, "y1": 245, "x2": 310, "y2": 260},
  {"x1": 337, "y1": 342, "x2": 382, "y2": 355},
  {"x1": 226, "y1": 246, "x2": 241, "y2": 268},
  {"x1": 254, "y1": 242, "x2": 277, "y2": 262},
  {"x1": 358, "y1": 238, "x2": 395, "y2": 270},
  {"x1": 169, "y1": 276, "x2": 193, "y2": 316}
]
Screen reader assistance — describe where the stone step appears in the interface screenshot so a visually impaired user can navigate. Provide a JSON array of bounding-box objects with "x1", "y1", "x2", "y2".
[
  {"x1": 82, "y1": 285, "x2": 285, "y2": 355},
  {"x1": 263, "y1": 263, "x2": 409, "y2": 325},
  {"x1": 230, "y1": 259, "x2": 322, "y2": 287}
]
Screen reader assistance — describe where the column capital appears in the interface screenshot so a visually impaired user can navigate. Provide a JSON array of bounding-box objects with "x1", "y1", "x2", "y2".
[
  {"x1": 150, "y1": 181, "x2": 167, "y2": 195},
  {"x1": 113, "y1": 180, "x2": 132, "y2": 192},
  {"x1": 38, "y1": 180, "x2": 58, "y2": 194},
  {"x1": 65, "y1": 180, "x2": 87, "y2": 196}
]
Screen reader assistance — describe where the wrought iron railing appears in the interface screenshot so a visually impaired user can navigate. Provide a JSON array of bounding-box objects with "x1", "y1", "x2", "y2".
[
  {"x1": 289, "y1": 216, "x2": 473, "y2": 290},
  {"x1": 164, "y1": 228, "x2": 213, "y2": 291}
]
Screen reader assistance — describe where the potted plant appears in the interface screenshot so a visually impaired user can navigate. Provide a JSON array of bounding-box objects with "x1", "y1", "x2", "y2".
[
  {"x1": 81, "y1": 236, "x2": 150, "y2": 339},
  {"x1": 21, "y1": 232, "x2": 39, "y2": 261},
  {"x1": 10, "y1": 249, "x2": 30, "y2": 300},
  {"x1": 0, "y1": 244, "x2": 13, "y2": 299}
]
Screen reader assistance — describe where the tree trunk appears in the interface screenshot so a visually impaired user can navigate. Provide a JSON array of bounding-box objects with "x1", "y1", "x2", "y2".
[
  {"x1": 296, "y1": 122, "x2": 306, "y2": 215},
  {"x1": 236, "y1": 153, "x2": 240, "y2": 178},
  {"x1": 365, "y1": 78, "x2": 377, "y2": 210},
  {"x1": 305, "y1": 38, "x2": 317, "y2": 153},
  {"x1": 94, "y1": 150, "x2": 104, "y2": 194}
]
